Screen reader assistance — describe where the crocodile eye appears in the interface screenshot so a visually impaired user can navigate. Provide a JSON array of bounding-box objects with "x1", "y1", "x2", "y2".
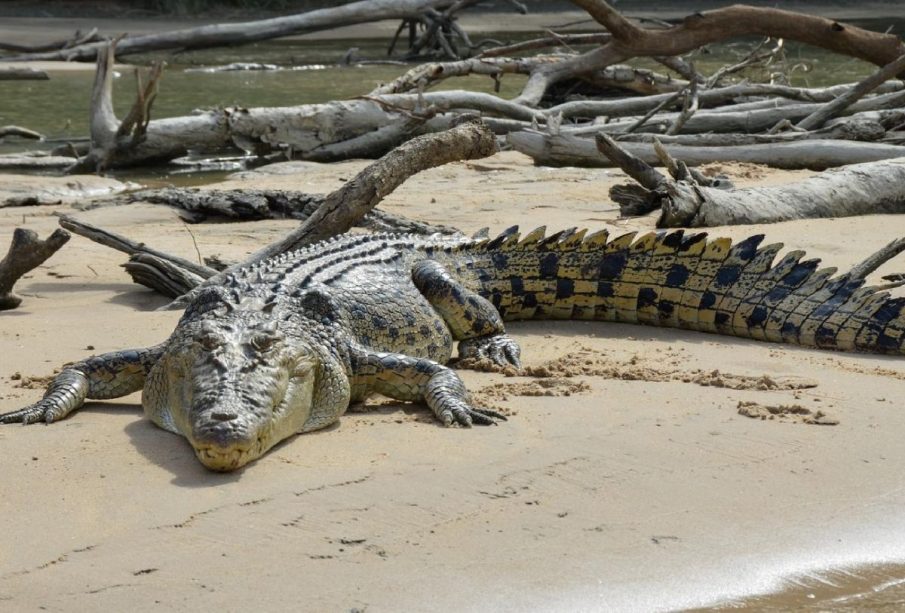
[
  {"x1": 250, "y1": 334, "x2": 276, "y2": 352},
  {"x1": 198, "y1": 334, "x2": 221, "y2": 352}
]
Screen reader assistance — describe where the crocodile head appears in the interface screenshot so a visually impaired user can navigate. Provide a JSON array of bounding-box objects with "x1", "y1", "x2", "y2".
[{"x1": 146, "y1": 311, "x2": 319, "y2": 471}]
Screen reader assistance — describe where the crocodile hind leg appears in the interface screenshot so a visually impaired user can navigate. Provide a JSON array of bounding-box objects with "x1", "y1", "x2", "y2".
[
  {"x1": 350, "y1": 348, "x2": 506, "y2": 427},
  {"x1": 412, "y1": 260, "x2": 521, "y2": 368},
  {"x1": 0, "y1": 344, "x2": 165, "y2": 424}
]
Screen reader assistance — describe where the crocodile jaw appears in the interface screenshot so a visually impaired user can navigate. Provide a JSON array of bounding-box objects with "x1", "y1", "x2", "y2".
[
  {"x1": 143, "y1": 315, "x2": 319, "y2": 472},
  {"x1": 188, "y1": 370, "x2": 316, "y2": 471}
]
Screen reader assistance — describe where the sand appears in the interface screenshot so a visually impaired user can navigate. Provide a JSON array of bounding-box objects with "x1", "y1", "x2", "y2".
[{"x1": 2, "y1": 152, "x2": 905, "y2": 610}]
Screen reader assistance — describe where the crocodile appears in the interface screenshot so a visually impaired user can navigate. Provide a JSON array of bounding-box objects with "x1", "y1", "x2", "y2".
[{"x1": 2, "y1": 226, "x2": 904, "y2": 471}]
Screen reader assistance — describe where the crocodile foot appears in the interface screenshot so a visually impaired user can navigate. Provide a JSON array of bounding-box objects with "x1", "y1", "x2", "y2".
[
  {"x1": 0, "y1": 370, "x2": 88, "y2": 424},
  {"x1": 458, "y1": 334, "x2": 522, "y2": 369},
  {"x1": 425, "y1": 368, "x2": 507, "y2": 427}
]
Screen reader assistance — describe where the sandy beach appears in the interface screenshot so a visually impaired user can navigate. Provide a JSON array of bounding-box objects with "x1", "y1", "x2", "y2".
[
  {"x1": 2, "y1": 152, "x2": 905, "y2": 610},
  {"x1": 4, "y1": 1, "x2": 905, "y2": 608}
]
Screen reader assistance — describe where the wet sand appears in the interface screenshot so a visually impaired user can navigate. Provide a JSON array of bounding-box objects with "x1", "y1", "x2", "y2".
[{"x1": 2, "y1": 152, "x2": 905, "y2": 610}]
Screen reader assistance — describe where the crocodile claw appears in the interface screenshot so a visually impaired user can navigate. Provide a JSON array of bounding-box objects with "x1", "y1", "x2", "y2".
[
  {"x1": 0, "y1": 402, "x2": 48, "y2": 424},
  {"x1": 438, "y1": 400, "x2": 507, "y2": 427},
  {"x1": 459, "y1": 334, "x2": 522, "y2": 369},
  {"x1": 1, "y1": 397, "x2": 72, "y2": 425},
  {"x1": 0, "y1": 370, "x2": 89, "y2": 425}
]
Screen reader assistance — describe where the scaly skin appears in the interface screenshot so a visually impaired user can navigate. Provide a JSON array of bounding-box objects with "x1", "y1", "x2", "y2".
[{"x1": 3, "y1": 227, "x2": 904, "y2": 471}]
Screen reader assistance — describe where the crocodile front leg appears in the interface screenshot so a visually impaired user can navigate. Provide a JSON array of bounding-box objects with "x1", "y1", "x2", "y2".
[
  {"x1": 0, "y1": 344, "x2": 165, "y2": 424},
  {"x1": 412, "y1": 260, "x2": 521, "y2": 368},
  {"x1": 350, "y1": 349, "x2": 506, "y2": 427}
]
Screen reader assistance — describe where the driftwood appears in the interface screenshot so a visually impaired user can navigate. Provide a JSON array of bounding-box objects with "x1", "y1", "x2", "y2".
[
  {"x1": 660, "y1": 160, "x2": 905, "y2": 227},
  {"x1": 50, "y1": 42, "x2": 472, "y2": 172},
  {"x1": 57, "y1": 215, "x2": 215, "y2": 298},
  {"x1": 0, "y1": 28, "x2": 100, "y2": 54},
  {"x1": 0, "y1": 126, "x2": 42, "y2": 140},
  {"x1": 596, "y1": 134, "x2": 905, "y2": 227},
  {"x1": 231, "y1": 117, "x2": 495, "y2": 276},
  {"x1": 0, "y1": 153, "x2": 79, "y2": 171},
  {"x1": 9, "y1": 2, "x2": 905, "y2": 173},
  {"x1": 0, "y1": 228, "x2": 70, "y2": 310},
  {"x1": 0, "y1": 0, "x2": 484, "y2": 63},
  {"x1": 517, "y1": 1, "x2": 905, "y2": 106},
  {"x1": 613, "y1": 120, "x2": 887, "y2": 146},
  {"x1": 83, "y1": 187, "x2": 458, "y2": 235},
  {"x1": 65, "y1": 119, "x2": 495, "y2": 299},
  {"x1": 796, "y1": 53, "x2": 905, "y2": 131},
  {"x1": 508, "y1": 130, "x2": 905, "y2": 170},
  {"x1": 0, "y1": 67, "x2": 48, "y2": 80},
  {"x1": 577, "y1": 90, "x2": 905, "y2": 136}
]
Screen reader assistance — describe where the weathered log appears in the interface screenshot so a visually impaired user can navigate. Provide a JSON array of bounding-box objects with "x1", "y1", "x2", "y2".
[
  {"x1": 658, "y1": 159, "x2": 905, "y2": 227},
  {"x1": 234, "y1": 117, "x2": 496, "y2": 273},
  {"x1": 507, "y1": 131, "x2": 905, "y2": 170},
  {"x1": 596, "y1": 134, "x2": 905, "y2": 227},
  {"x1": 0, "y1": 67, "x2": 48, "y2": 80},
  {"x1": 796, "y1": 52, "x2": 905, "y2": 131},
  {"x1": 614, "y1": 120, "x2": 887, "y2": 146},
  {"x1": 50, "y1": 42, "x2": 504, "y2": 171},
  {"x1": 546, "y1": 81, "x2": 904, "y2": 122},
  {"x1": 2, "y1": 0, "x2": 478, "y2": 62},
  {"x1": 63, "y1": 119, "x2": 495, "y2": 300},
  {"x1": 0, "y1": 153, "x2": 80, "y2": 171},
  {"x1": 597, "y1": 134, "x2": 723, "y2": 216},
  {"x1": 57, "y1": 215, "x2": 215, "y2": 298},
  {"x1": 0, "y1": 228, "x2": 70, "y2": 310},
  {"x1": 57, "y1": 215, "x2": 214, "y2": 280},
  {"x1": 83, "y1": 187, "x2": 458, "y2": 235},
  {"x1": 576, "y1": 89, "x2": 905, "y2": 136},
  {"x1": 0, "y1": 28, "x2": 100, "y2": 54},
  {"x1": 72, "y1": 45, "x2": 166, "y2": 172},
  {"x1": 0, "y1": 126, "x2": 42, "y2": 140}
]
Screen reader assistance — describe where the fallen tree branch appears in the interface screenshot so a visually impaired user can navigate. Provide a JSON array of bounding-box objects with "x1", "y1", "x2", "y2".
[
  {"x1": 83, "y1": 187, "x2": 459, "y2": 235},
  {"x1": 576, "y1": 89, "x2": 905, "y2": 135},
  {"x1": 545, "y1": 80, "x2": 904, "y2": 121},
  {"x1": 796, "y1": 52, "x2": 905, "y2": 131},
  {"x1": 0, "y1": 228, "x2": 70, "y2": 310},
  {"x1": 63, "y1": 120, "x2": 495, "y2": 300},
  {"x1": 236, "y1": 117, "x2": 496, "y2": 271},
  {"x1": 2, "y1": 0, "x2": 480, "y2": 62},
  {"x1": 515, "y1": 1, "x2": 905, "y2": 106},
  {"x1": 667, "y1": 78, "x2": 698, "y2": 135},
  {"x1": 57, "y1": 215, "x2": 215, "y2": 298},
  {"x1": 850, "y1": 238, "x2": 905, "y2": 280},
  {"x1": 0, "y1": 28, "x2": 100, "y2": 53},
  {"x1": 509, "y1": 131, "x2": 905, "y2": 170},
  {"x1": 613, "y1": 119, "x2": 887, "y2": 146},
  {"x1": 0, "y1": 126, "x2": 43, "y2": 140},
  {"x1": 596, "y1": 134, "x2": 905, "y2": 226},
  {"x1": 477, "y1": 32, "x2": 611, "y2": 58},
  {"x1": 57, "y1": 215, "x2": 214, "y2": 280},
  {"x1": 657, "y1": 160, "x2": 905, "y2": 227}
]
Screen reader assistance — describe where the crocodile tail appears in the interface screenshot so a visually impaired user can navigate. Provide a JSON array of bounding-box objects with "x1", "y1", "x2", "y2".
[{"x1": 466, "y1": 226, "x2": 905, "y2": 354}]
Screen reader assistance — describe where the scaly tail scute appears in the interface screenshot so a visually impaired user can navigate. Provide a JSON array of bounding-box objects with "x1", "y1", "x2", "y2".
[{"x1": 462, "y1": 227, "x2": 905, "y2": 354}]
